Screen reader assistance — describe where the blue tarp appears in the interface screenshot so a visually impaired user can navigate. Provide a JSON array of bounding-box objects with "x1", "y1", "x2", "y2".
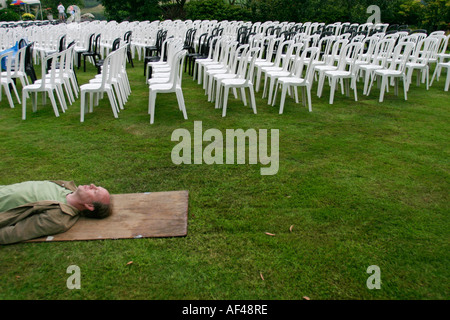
[
  {"x1": 0, "y1": 42, "x2": 19, "y2": 70},
  {"x1": 0, "y1": 38, "x2": 28, "y2": 70}
]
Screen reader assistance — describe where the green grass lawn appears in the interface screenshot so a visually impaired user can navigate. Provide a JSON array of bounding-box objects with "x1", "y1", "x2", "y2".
[{"x1": 0, "y1": 53, "x2": 448, "y2": 300}]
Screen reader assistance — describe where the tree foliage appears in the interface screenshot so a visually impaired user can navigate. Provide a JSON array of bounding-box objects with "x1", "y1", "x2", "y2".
[
  {"x1": 100, "y1": 0, "x2": 161, "y2": 22},
  {"x1": 185, "y1": 0, "x2": 251, "y2": 21},
  {"x1": 21, "y1": 0, "x2": 444, "y2": 32}
]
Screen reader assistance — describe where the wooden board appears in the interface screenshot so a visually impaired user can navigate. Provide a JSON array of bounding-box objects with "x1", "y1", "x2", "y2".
[{"x1": 28, "y1": 191, "x2": 189, "y2": 242}]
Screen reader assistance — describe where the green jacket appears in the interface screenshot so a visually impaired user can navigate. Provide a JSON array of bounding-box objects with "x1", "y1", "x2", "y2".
[{"x1": 0, "y1": 180, "x2": 80, "y2": 244}]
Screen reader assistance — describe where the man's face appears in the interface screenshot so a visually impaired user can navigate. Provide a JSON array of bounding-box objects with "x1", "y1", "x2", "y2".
[{"x1": 75, "y1": 184, "x2": 110, "y2": 206}]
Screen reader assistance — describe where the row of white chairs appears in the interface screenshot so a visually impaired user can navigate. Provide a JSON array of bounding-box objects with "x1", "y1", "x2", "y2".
[
  {"x1": 2, "y1": 20, "x2": 449, "y2": 124},
  {"x1": 190, "y1": 30, "x2": 449, "y2": 118},
  {"x1": 1, "y1": 40, "x2": 132, "y2": 122},
  {"x1": 127, "y1": 19, "x2": 389, "y2": 62}
]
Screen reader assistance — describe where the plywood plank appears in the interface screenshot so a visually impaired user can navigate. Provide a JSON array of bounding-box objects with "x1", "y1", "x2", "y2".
[{"x1": 28, "y1": 191, "x2": 189, "y2": 242}]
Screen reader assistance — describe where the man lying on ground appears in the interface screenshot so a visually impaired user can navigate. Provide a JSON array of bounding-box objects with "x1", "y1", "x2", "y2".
[{"x1": 0, "y1": 180, "x2": 111, "y2": 244}]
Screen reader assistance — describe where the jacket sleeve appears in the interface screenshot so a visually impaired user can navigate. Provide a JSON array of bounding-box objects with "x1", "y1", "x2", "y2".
[{"x1": 0, "y1": 208, "x2": 79, "y2": 245}]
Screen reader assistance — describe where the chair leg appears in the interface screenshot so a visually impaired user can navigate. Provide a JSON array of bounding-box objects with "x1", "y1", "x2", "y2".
[
  {"x1": 430, "y1": 64, "x2": 439, "y2": 86},
  {"x1": 64, "y1": 82, "x2": 74, "y2": 105},
  {"x1": 80, "y1": 90, "x2": 86, "y2": 122},
  {"x1": 112, "y1": 84, "x2": 123, "y2": 111},
  {"x1": 444, "y1": 70, "x2": 450, "y2": 91},
  {"x1": 47, "y1": 90, "x2": 60, "y2": 117},
  {"x1": 176, "y1": 88, "x2": 188, "y2": 120},
  {"x1": 394, "y1": 77, "x2": 399, "y2": 97},
  {"x1": 367, "y1": 73, "x2": 377, "y2": 96},
  {"x1": 262, "y1": 74, "x2": 269, "y2": 98},
  {"x1": 306, "y1": 87, "x2": 312, "y2": 112},
  {"x1": 85, "y1": 91, "x2": 92, "y2": 112},
  {"x1": 11, "y1": 82, "x2": 21, "y2": 104},
  {"x1": 279, "y1": 84, "x2": 288, "y2": 114},
  {"x1": 240, "y1": 87, "x2": 247, "y2": 106},
  {"x1": 329, "y1": 77, "x2": 336, "y2": 104},
  {"x1": 149, "y1": 90, "x2": 157, "y2": 124},
  {"x1": 267, "y1": 76, "x2": 276, "y2": 105},
  {"x1": 271, "y1": 82, "x2": 279, "y2": 107},
  {"x1": 207, "y1": 76, "x2": 215, "y2": 102},
  {"x1": 127, "y1": 50, "x2": 134, "y2": 67},
  {"x1": 363, "y1": 70, "x2": 371, "y2": 95},
  {"x1": 70, "y1": 76, "x2": 79, "y2": 98},
  {"x1": 106, "y1": 90, "x2": 119, "y2": 119},
  {"x1": 379, "y1": 76, "x2": 387, "y2": 102},
  {"x1": 352, "y1": 77, "x2": 358, "y2": 101},
  {"x1": 54, "y1": 87, "x2": 67, "y2": 112},
  {"x1": 32, "y1": 92, "x2": 37, "y2": 112},
  {"x1": 317, "y1": 71, "x2": 326, "y2": 98},
  {"x1": 222, "y1": 86, "x2": 230, "y2": 117},
  {"x1": 402, "y1": 77, "x2": 408, "y2": 100},
  {"x1": 256, "y1": 68, "x2": 262, "y2": 92},
  {"x1": 215, "y1": 82, "x2": 223, "y2": 109},
  {"x1": 248, "y1": 85, "x2": 257, "y2": 114},
  {"x1": 4, "y1": 84, "x2": 15, "y2": 108},
  {"x1": 405, "y1": 68, "x2": 413, "y2": 92},
  {"x1": 22, "y1": 89, "x2": 27, "y2": 119}
]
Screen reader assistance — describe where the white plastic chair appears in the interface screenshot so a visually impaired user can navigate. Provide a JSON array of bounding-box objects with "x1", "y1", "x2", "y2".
[
  {"x1": 145, "y1": 38, "x2": 181, "y2": 80},
  {"x1": 147, "y1": 41, "x2": 183, "y2": 86},
  {"x1": 34, "y1": 48, "x2": 71, "y2": 109},
  {"x1": 210, "y1": 44, "x2": 250, "y2": 106},
  {"x1": 314, "y1": 38, "x2": 349, "y2": 96},
  {"x1": 79, "y1": 52, "x2": 119, "y2": 122},
  {"x1": 260, "y1": 40, "x2": 294, "y2": 99},
  {"x1": 194, "y1": 36, "x2": 221, "y2": 85},
  {"x1": 366, "y1": 42, "x2": 415, "y2": 102},
  {"x1": 431, "y1": 34, "x2": 450, "y2": 80},
  {"x1": 203, "y1": 41, "x2": 240, "y2": 102},
  {"x1": 436, "y1": 34, "x2": 450, "y2": 63},
  {"x1": 3, "y1": 45, "x2": 29, "y2": 90},
  {"x1": 318, "y1": 42, "x2": 363, "y2": 104},
  {"x1": 264, "y1": 42, "x2": 303, "y2": 105},
  {"x1": 202, "y1": 39, "x2": 237, "y2": 91},
  {"x1": 215, "y1": 47, "x2": 260, "y2": 117},
  {"x1": 22, "y1": 51, "x2": 66, "y2": 119},
  {"x1": 271, "y1": 47, "x2": 320, "y2": 114},
  {"x1": 358, "y1": 38, "x2": 396, "y2": 95},
  {"x1": 0, "y1": 50, "x2": 21, "y2": 108},
  {"x1": 313, "y1": 35, "x2": 336, "y2": 67},
  {"x1": 405, "y1": 37, "x2": 439, "y2": 91},
  {"x1": 253, "y1": 35, "x2": 279, "y2": 92},
  {"x1": 148, "y1": 50, "x2": 188, "y2": 124},
  {"x1": 90, "y1": 45, "x2": 130, "y2": 110},
  {"x1": 430, "y1": 61, "x2": 450, "y2": 91},
  {"x1": 60, "y1": 45, "x2": 79, "y2": 100}
]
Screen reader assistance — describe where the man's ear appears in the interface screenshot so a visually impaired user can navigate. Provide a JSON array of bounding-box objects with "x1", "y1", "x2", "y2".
[{"x1": 84, "y1": 203, "x2": 95, "y2": 211}]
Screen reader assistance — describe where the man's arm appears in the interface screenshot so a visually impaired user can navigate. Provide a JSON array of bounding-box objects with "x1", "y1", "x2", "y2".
[{"x1": 0, "y1": 208, "x2": 78, "y2": 244}]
